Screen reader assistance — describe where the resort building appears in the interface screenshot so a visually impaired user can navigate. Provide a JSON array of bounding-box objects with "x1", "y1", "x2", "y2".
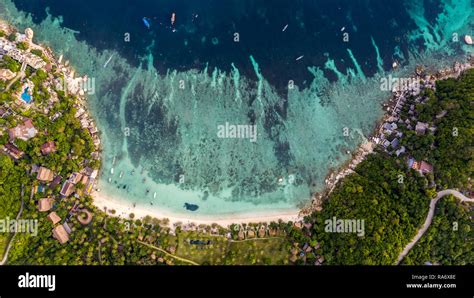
[
  {"x1": 36, "y1": 166, "x2": 54, "y2": 182},
  {"x1": 69, "y1": 172, "x2": 83, "y2": 184},
  {"x1": 52, "y1": 225, "x2": 69, "y2": 244},
  {"x1": 40, "y1": 141, "x2": 57, "y2": 155},
  {"x1": 5, "y1": 47, "x2": 46, "y2": 70},
  {"x1": 60, "y1": 181, "x2": 75, "y2": 197},
  {"x1": 417, "y1": 161, "x2": 434, "y2": 174},
  {"x1": 2, "y1": 143, "x2": 24, "y2": 160},
  {"x1": 8, "y1": 118, "x2": 37, "y2": 141},
  {"x1": 247, "y1": 230, "x2": 256, "y2": 238},
  {"x1": 47, "y1": 211, "x2": 61, "y2": 225},
  {"x1": 38, "y1": 198, "x2": 55, "y2": 212},
  {"x1": 408, "y1": 158, "x2": 434, "y2": 175},
  {"x1": 415, "y1": 122, "x2": 429, "y2": 135},
  {"x1": 0, "y1": 68, "x2": 16, "y2": 81}
]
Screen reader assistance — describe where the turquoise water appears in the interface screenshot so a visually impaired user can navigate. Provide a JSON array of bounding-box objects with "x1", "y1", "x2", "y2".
[{"x1": 1, "y1": 0, "x2": 472, "y2": 218}]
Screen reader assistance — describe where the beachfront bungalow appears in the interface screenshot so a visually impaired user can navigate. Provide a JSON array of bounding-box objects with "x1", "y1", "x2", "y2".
[
  {"x1": 69, "y1": 172, "x2": 83, "y2": 184},
  {"x1": 52, "y1": 225, "x2": 69, "y2": 244},
  {"x1": 38, "y1": 198, "x2": 54, "y2": 212},
  {"x1": 268, "y1": 229, "x2": 277, "y2": 237},
  {"x1": 47, "y1": 211, "x2": 61, "y2": 225},
  {"x1": 82, "y1": 167, "x2": 99, "y2": 179},
  {"x1": 247, "y1": 230, "x2": 256, "y2": 239},
  {"x1": 36, "y1": 166, "x2": 54, "y2": 182},
  {"x1": 8, "y1": 118, "x2": 37, "y2": 141},
  {"x1": 40, "y1": 141, "x2": 57, "y2": 155},
  {"x1": 60, "y1": 181, "x2": 75, "y2": 197},
  {"x1": 382, "y1": 123, "x2": 393, "y2": 134},
  {"x1": 238, "y1": 230, "x2": 245, "y2": 240},
  {"x1": 2, "y1": 143, "x2": 24, "y2": 160}
]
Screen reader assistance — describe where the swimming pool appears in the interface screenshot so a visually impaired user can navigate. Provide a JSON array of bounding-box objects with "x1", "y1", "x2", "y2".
[{"x1": 21, "y1": 86, "x2": 31, "y2": 103}]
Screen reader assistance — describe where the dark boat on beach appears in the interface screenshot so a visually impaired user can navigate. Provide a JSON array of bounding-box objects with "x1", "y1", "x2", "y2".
[{"x1": 184, "y1": 203, "x2": 199, "y2": 211}]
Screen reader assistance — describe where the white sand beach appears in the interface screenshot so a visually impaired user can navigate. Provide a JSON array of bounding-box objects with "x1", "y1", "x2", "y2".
[{"x1": 92, "y1": 190, "x2": 302, "y2": 228}]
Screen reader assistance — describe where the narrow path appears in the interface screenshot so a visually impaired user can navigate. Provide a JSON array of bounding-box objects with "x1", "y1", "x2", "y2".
[
  {"x1": 0, "y1": 184, "x2": 24, "y2": 266},
  {"x1": 396, "y1": 189, "x2": 473, "y2": 265},
  {"x1": 137, "y1": 240, "x2": 199, "y2": 265}
]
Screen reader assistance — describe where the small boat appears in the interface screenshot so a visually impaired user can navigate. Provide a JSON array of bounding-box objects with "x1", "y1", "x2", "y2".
[
  {"x1": 171, "y1": 13, "x2": 176, "y2": 25},
  {"x1": 142, "y1": 17, "x2": 151, "y2": 29},
  {"x1": 282, "y1": 24, "x2": 288, "y2": 32},
  {"x1": 108, "y1": 177, "x2": 112, "y2": 183},
  {"x1": 296, "y1": 55, "x2": 304, "y2": 61},
  {"x1": 104, "y1": 54, "x2": 114, "y2": 68},
  {"x1": 110, "y1": 167, "x2": 114, "y2": 175},
  {"x1": 112, "y1": 156, "x2": 116, "y2": 165},
  {"x1": 465, "y1": 35, "x2": 473, "y2": 45},
  {"x1": 119, "y1": 171, "x2": 124, "y2": 178},
  {"x1": 340, "y1": 26, "x2": 345, "y2": 32},
  {"x1": 153, "y1": 192, "x2": 157, "y2": 199}
]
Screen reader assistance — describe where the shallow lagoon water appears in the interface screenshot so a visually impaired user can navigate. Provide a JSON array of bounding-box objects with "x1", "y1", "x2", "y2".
[{"x1": 1, "y1": 0, "x2": 472, "y2": 217}]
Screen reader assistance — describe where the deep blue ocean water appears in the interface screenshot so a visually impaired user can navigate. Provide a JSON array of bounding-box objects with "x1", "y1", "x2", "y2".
[{"x1": 13, "y1": 0, "x2": 422, "y2": 90}]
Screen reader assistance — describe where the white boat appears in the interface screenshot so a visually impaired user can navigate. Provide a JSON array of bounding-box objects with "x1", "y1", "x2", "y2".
[
  {"x1": 296, "y1": 55, "x2": 304, "y2": 61},
  {"x1": 171, "y1": 13, "x2": 176, "y2": 25},
  {"x1": 465, "y1": 35, "x2": 473, "y2": 45},
  {"x1": 104, "y1": 54, "x2": 114, "y2": 68},
  {"x1": 108, "y1": 177, "x2": 112, "y2": 183},
  {"x1": 112, "y1": 156, "x2": 116, "y2": 165},
  {"x1": 282, "y1": 24, "x2": 288, "y2": 32},
  {"x1": 153, "y1": 192, "x2": 157, "y2": 199},
  {"x1": 110, "y1": 167, "x2": 114, "y2": 175},
  {"x1": 340, "y1": 26, "x2": 345, "y2": 31},
  {"x1": 119, "y1": 171, "x2": 124, "y2": 178}
]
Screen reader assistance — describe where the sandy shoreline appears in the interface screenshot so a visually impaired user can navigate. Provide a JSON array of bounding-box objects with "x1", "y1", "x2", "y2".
[{"x1": 92, "y1": 190, "x2": 301, "y2": 228}]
